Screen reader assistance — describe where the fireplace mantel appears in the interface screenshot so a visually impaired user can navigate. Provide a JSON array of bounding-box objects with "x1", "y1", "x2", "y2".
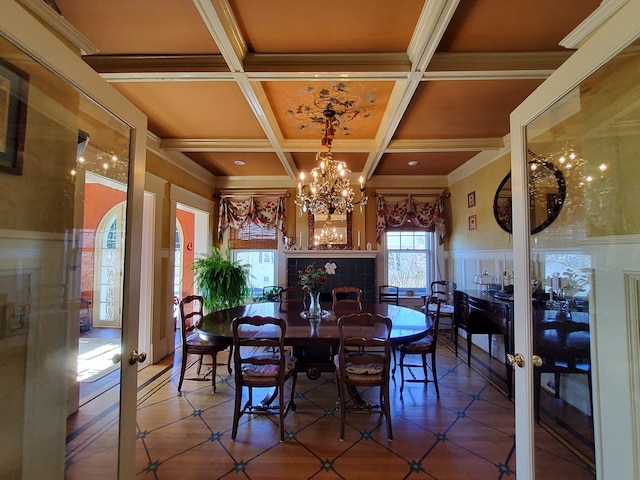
[{"x1": 284, "y1": 250, "x2": 377, "y2": 259}]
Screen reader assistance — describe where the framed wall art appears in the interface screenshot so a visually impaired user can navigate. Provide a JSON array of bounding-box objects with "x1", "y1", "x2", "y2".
[
  {"x1": 468, "y1": 214, "x2": 477, "y2": 231},
  {"x1": 0, "y1": 60, "x2": 29, "y2": 175},
  {"x1": 467, "y1": 191, "x2": 476, "y2": 208}
]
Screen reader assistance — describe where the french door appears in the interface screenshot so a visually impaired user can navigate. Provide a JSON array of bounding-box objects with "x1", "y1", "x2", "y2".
[
  {"x1": 511, "y1": 1, "x2": 640, "y2": 478},
  {"x1": 0, "y1": 3, "x2": 146, "y2": 478}
]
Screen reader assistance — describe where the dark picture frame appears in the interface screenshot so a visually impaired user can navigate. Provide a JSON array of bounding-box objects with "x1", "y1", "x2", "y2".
[
  {"x1": 467, "y1": 191, "x2": 476, "y2": 208},
  {"x1": 0, "y1": 60, "x2": 29, "y2": 175},
  {"x1": 468, "y1": 214, "x2": 477, "y2": 231}
]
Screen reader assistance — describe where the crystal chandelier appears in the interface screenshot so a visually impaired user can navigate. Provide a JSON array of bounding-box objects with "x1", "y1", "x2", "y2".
[
  {"x1": 314, "y1": 216, "x2": 344, "y2": 248},
  {"x1": 295, "y1": 108, "x2": 367, "y2": 216}
]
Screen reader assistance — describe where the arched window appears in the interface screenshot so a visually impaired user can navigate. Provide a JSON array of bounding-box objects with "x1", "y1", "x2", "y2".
[
  {"x1": 94, "y1": 203, "x2": 126, "y2": 327},
  {"x1": 174, "y1": 222, "x2": 183, "y2": 300}
]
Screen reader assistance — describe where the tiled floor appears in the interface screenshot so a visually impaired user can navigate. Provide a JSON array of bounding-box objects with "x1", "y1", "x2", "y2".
[{"x1": 66, "y1": 336, "x2": 595, "y2": 479}]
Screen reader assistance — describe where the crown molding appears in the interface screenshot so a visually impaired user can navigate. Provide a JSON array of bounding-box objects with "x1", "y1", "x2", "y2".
[
  {"x1": 447, "y1": 134, "x2": 511, "y2": 185},
  {"x1": 17, "y1": 0, "x2": 98, "y2": 55},
  {"x1": 146, "y1": 134, "x2": 217, "y2": 184}
]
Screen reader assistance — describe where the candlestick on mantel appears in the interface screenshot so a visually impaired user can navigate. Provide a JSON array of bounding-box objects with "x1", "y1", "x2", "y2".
[
  {"x1": 299, "y1": 231, "x2": 303, "y2": 250},
  {"x1": 357, "y1": 231, "x2": 361, "y2": 249}
]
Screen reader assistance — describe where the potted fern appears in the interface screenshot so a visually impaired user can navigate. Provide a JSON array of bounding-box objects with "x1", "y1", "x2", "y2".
[{"x1": 191, "y1": 247, "x2": 250, "y2": 311}]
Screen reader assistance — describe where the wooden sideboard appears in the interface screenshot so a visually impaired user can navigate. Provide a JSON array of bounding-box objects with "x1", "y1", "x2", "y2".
[{"x1": 458, "y1": 289, "x2": 514, "y2": 398}]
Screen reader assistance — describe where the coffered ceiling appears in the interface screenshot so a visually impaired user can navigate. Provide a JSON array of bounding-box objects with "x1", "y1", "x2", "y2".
[{"x1": 47, "y1": 0, "x2": 602, "y2": 185}]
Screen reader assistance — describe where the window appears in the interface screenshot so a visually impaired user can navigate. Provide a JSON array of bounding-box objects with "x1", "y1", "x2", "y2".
[
  {"x1": 543, "y1": 253, "x2": 591, "y2": 300},
  {"x1": 230, "y1": 223, "x2": 277, "y2": 296},
  {"x1": 385, "y1": 231, "x2": 436, "y2": 295},
  {"x1": 94, "y1": 202, "x2": 126, "y2": 326},
  {"x1": 234, "y1": 250, "x2": 276, "y2": 296},
  {"x1": 174, "y1": 225, "x2": 182, "y2": 299}
]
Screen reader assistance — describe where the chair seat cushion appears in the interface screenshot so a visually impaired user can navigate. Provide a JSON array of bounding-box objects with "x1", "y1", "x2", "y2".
[
  {"x1": 422, "y1": 303, "x2": 454, "y2": 315},
  {"x1": 399, "y1": 334, "x2": 434, "y2": 353},
  {"x1": 185, "y1": 332, "x2": 227, "y2": 348},
  {"x1": 334, "y1": 353, "x2": 384, "y2": 375},
  {"x1": 241, "y1": 354, "x2": 297, "y2": 377},
  {"x1": 344, "y1": 371, "x2": 384, "y2": 382}
]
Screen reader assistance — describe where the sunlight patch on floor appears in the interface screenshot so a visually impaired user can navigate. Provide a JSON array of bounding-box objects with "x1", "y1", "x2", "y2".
[{"x1": 77, "y1": 339, "x2": 120, "y2": 382}]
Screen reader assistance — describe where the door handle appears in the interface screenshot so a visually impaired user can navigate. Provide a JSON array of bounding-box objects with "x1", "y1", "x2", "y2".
[
  {"x1": 532, "y1": 355, "x2": 543, "y2": 367},
  {"x1": 506, "y1": 352, "x2": 525, "y2": 368},
  {"x1": 127, "y1": 351, "x2": 147, "y2": 365},
  {"x1": 111, "y1": 351, "x2": 147, "y2": 365}
]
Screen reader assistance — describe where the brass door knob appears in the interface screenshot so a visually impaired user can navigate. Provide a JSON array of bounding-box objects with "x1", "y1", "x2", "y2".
[
  {"x1": 532, "y1": 355, "x2": 543, "y2": 367},
  {"x1": 128, "y1": 351, "x2": 147, "y2": 365},
  {"x1": 506, "y1": 353, "x2": 525, "y2": 368}
]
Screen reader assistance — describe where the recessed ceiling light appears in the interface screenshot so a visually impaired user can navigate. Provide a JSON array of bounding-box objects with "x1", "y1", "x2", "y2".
[
  {"x1": 408, "y1": 160, "x2": 418, "y2": 167},
  {"x1": 234, "y1": 160, "x2": 245, "y2": 166}
]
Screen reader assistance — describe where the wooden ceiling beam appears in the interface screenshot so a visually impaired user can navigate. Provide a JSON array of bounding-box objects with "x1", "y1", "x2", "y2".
[
  {"x1": 160, "y1": 139, "x2": 274, "y2": 152},
  {"x1": 88, "y1": 51, "x2": 564, "y2": 81},
  {"x1": 386, "y1": 138, "x2": 504, "y2": 152}
]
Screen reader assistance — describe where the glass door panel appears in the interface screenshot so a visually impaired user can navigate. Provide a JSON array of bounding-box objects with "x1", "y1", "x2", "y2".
[
  {"x1": 523, "y1": 37, "x2": 640, "y2": 478},
  {"x1": 0, "y1": 35, "x2": 132, "y2": 479}
]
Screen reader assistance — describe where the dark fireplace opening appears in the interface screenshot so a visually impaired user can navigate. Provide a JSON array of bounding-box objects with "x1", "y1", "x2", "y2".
[{"x1": 287, "y1": 257, "x2": 376, "y2": 303}]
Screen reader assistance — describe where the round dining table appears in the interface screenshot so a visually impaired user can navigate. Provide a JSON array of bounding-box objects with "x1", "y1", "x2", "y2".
[
  {"x1": 197, "y1": 301, "x2": 432, "y2": 379},
  {"x1": 198, "y1": 301, "x2": 431, "y2": 345}
]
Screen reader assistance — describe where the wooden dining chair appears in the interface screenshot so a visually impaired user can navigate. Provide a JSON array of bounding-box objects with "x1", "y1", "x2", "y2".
[
  {"x1": 279, "y1": 286, "x2": 309, "y2": 311},
  {"x1": 261, "y1": 285, "x2": 283, "y2": 301},
  {"x1": 334, "y1": 312, "x2": 393, "y2": 440},
  {"x1": 379, "y1": 285, "x2": 399, "y2": 305},
  {"x1": 178, "y1": 295, "x2": 232, "y2": 393},
  {"x1": 429, "y1": 280, "x2": 456, "y2": 333},
  {"x1": 533, "y1": 302, "x2": 592, "y2": 422},
  {"x1": 231, "y1": 315, "x2": 298, "y2": 442},
  {"x1": 395, "y1": 296, "x2": 441, "y2": 396},
  {"x1": 332, "y1": 286, "x2": 363, "y2": 312}
]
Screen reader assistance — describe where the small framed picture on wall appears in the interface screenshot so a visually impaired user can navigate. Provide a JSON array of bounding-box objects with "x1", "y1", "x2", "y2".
[
  {"x1": 0, "y1": 60, "x2": 29, "y2": 176},
  {"x1": 467, "y1": 191, "x2": 476, "y2": 208},
  {"x1": 468, "y1": 214, "x2": 477, "y2": 230}
]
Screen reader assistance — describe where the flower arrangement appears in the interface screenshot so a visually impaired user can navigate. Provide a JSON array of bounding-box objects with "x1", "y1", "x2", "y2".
[{"x1": 298, "y1": 262, "x2": 337, "y2": 293}]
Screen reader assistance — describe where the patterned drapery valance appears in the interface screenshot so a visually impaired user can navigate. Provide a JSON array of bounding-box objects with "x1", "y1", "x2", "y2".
[
  {"x1": 217, "y1": 195, "x2": 286, "y2": 243},
  {"x1": 376, "y1": 194, "x2": 446, "y2": 243}
]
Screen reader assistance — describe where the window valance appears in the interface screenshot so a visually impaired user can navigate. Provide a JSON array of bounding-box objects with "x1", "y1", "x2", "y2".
[
  {"x1": 376, "y1": 194, "x2": 446, "y2": 243},
  {"x1": 217, "y1": 195, "x2": 286, "y2": 243}
]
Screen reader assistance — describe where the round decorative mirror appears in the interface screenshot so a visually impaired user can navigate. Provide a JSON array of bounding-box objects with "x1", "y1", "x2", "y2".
[{"x1": 493, "y1": 159, "x2": 566, "y2": 234}]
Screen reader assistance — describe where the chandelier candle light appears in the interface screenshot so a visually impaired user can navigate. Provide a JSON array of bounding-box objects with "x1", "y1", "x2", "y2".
[
  {"x1": 314, "y1": 217, "x2": 344, "y2": 248},
  {"x1": 296, "y1": 108, "x2": 367, "y2": 217}
]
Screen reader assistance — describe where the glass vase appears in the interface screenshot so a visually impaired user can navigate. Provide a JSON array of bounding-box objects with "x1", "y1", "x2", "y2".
[{"x1": 308, "y1": 290, "x2": 322, "y2": 318}]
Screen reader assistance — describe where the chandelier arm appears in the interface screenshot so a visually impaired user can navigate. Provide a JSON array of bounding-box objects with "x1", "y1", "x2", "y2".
[{"x1": 295, "y1": 108, "x2": 368, "y2": 217}]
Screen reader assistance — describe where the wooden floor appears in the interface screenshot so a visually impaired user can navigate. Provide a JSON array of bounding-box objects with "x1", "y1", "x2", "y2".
[{"x1": 66, "y1": 331, "x2": 595, "y2": 479}]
